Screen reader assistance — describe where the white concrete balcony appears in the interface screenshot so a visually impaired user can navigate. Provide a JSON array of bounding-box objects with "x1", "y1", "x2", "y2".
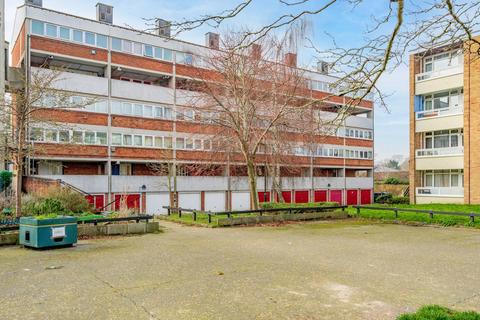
[
  {"x1": 111, "y1": 80, "x2": 174, "y2": 104},
  {"x1": 416, "y1": 106, "x2": 463, "y2": 120},
  {"x1": 415, "y1": 107, "x2": 463, "y2": 132},
  {"x1": 319, "y1": 111, "x2": 373, "y2": 130},
  {"x1": 32, "y1": 67, "x2": 109, "y2": 96},
  {"x1": 416, "y1": 187, "x2": 463, "y2": 197},
  {"x1": 415, "y1": 66, "x2": 463, "y2": 95},
  {"x1": 416, "y1": 147, "x2": 463, "y2": 157},
  {"x1": 416, "y1": 66, "x2": 463, "y2": 82}
]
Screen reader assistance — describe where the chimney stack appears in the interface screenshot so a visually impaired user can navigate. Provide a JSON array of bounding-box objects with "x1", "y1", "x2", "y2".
[
  {"x1": 25, "y1": 0, "x2": 43, "y2": 7},
  {"x1": 96, "y1": 3, "x2": 113, "y2": 24},
  {"x1": 284, "y1": 52, "x2": 297, "y2": 67},
  {"x1": 156, "y1": 19, "x2": 171, "y2": 38},
  {"x1": 205, "y1": 32, "x2": 220, "y2": 50},
  {"x1": 251, "y1": 43, "x2": 262, "y2": 60}
]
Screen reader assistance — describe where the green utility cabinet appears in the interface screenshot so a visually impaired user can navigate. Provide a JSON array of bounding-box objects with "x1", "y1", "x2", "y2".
[{"x1": 19, "y1": 216, "x2": 78, "y2": 249}]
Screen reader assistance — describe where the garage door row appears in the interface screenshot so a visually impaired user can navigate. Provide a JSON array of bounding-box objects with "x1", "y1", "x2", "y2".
[{"x1": 86, "y1": 189, "x2": 372, "y2": 215}]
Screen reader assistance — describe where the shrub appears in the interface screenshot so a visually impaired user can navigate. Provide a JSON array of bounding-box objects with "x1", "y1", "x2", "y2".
[
  {"x1": 0, "y1": 171, "x2": 12, "y2": 191},
  {"x1": 375, "y1": 194, "x2": 393, "y2": 204},
  {"x1": 397, "y1": 305, "x2": 480, "y2": 320},
  {"x1": 383, "y1": 177, "x2": 408, "y2": 185},
  {"x1": 388, "y1": 196, "x2": 410, "y2": 204},
  {"x1": 21, "y1": 187, "x2": 93, "y2": 216},
  {"x1": 44, "y1": 187, "x2": 92, "y2": 214}
]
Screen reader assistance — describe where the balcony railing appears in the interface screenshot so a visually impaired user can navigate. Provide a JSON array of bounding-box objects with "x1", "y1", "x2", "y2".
[
  {"x1": 416, "y1": 106, "x2": 463, "y2": 119},
  {"x1": 416, "y1": 187, "x2": 464, "y2": 197},
  {"x1": 416, "y1": 65, "x2": 463, "y2": 82},
  {"x1": 416, "y1": 146, "x2": 464, "y2": 157}
]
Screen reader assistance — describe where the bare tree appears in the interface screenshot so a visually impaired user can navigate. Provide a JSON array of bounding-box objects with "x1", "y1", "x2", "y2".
[
  {"x1": 146, "y1": 0, "x2": 480, "y2": 106},
  {"x1": 178, "y1": 28, "x2": 341, "y2": 209},
  {"x1": 1, "y1": 65, "x2": 96, "y2": 216}
]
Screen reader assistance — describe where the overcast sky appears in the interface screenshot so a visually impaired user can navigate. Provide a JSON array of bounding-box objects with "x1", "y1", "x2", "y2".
[{"x1": 5, "y1": 0, "x2": 410, "y2": 163}]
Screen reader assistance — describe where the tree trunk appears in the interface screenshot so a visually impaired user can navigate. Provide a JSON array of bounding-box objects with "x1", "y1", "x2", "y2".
[
  {"x1": 246, "y1": 160, "x2": 259, "y2": 210},
  {"x1": 14, "y1": 156, "x2": 23, "y2": 217},
  {"x1": 271, "y1": 164, "x2": 284, "y2": 203}
]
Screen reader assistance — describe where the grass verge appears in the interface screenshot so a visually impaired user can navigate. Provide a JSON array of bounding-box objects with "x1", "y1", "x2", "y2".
[
  {"x1": 349, "y1": 204, "x2": 480, "y2": 228},
  {"x1": 397, "y1": 305, "x2": 480, "y2": 320}
]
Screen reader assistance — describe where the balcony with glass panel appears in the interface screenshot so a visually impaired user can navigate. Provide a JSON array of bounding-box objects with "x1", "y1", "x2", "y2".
[
  {"x1": 414, "y1": 89, "x2": 464, "y2": 132},
  {"x1": 415, "y1": 130, "x2": 464, "y2": 170},
  {"x1": 415, "y1": 50, "x2": 463, "y2": 95},
  {"x1": 415, "y1": 169, "x2": 464, "y2": 203}
]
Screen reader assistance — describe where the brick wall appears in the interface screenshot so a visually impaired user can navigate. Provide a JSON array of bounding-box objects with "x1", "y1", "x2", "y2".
[
  {"x1": 22, "y1": 176, "x2": 61, "y2": 195},
  {"x1": 409, "y1": 54, "x2": 422, "y2": 203}
]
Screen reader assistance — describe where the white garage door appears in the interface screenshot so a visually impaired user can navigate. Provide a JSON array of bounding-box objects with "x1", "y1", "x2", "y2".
[
  {"x1": 204, "y1": 192, "x2": 226, "y2": 212},
  {"x1": 178, "y1": 192, "x2": 201, "y2": 211},
  {"x1": 231, "y1": 192, "x2": 250, "y2": 211},
  {"x1": 146, "y1": 193, "x2": 170, "y2": 215}
]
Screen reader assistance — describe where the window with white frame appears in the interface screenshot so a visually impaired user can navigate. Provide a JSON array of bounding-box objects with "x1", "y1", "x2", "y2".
[
  {"x1": 30, "y1": 127, "x2": 108, "y2": 145},
  {"x1": 423, "y1": 89, "x2": 463, "y2": 111},
  {"x1": 424, "y1": 170, "x2": 464, "y2": 188},
  {"x1": 424, "y1": 129, "x2": 463, "y2": 149},
  {"x1": 423, "y1": 50, "x2": 462, "y2": 73}
]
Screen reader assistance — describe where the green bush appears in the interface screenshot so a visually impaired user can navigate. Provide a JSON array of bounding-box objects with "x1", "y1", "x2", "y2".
[
  {"x1": 375, "y1": 194, "x2": 393, "y2": 204},
  {"x1": 21, "y1": 186, "x2": 93, "y2": 216},
  {"x1": 397, "y1": 305, "x2": 480, "y2": 320},
  {"x1": 0, "y1": 171, "x2": 12, "y2": 191},
  {"x1": 383, "y1": 177, "x2": 409, "y2": 185},
  {"x1": 389, "y1": 196, "x2": 410, "y2": 204},
  {"x1": 260, "y1": 202, "x2": 339, "y2": 209}
]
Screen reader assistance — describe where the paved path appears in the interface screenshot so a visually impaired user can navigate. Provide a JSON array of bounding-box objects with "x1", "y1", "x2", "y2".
[{"x1": 1, "y1": 220, "x2": 479, "y2": 319}]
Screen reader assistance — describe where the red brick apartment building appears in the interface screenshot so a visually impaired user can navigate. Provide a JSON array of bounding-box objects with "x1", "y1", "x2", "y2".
[{"x1": 11, "y1": 1, "x2": 375, "y2": 214}]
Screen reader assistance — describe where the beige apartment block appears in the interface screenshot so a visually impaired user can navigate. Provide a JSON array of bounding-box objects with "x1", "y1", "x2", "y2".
[{"x1": 410, "y1": 38, "x2": 480, "y2": 204}]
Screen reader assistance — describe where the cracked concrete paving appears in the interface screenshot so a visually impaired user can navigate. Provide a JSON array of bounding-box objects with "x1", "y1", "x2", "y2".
[{"x1": 0, "y1": 220, "x2": 479, "y2": 320}]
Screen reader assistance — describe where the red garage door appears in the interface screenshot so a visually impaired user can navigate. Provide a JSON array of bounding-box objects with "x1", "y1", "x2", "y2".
[
  {"x1": 258, "y1": 192, "x2": 270, "y2": 203},
  {"x1": 314, "y1": 190, "x2": 327, "y2": 202},
  {"x1": 114, "y1": 194, "x2": 141, "y2": 211},
  {"x1": 329, "y1": 190, "x2": 343, "y2": 204},
  {"x1": 282, "y1": 191, "x2": 292, "y2": 203},
  {"x1": 361, "y1": 189, "x2": 372, "y2": 205},
  {"x1": 85, "y1": 195, "x2": 105, "y2": 211},
  {"x1": 294, "y1": 190, "x2": 309, "y2": 203},
  {"x1": 347, "y1": 189, "x2": 359, "y2": 205}
]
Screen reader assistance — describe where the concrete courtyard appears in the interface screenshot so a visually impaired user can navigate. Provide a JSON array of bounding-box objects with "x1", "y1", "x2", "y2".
[{"x1": 1, "y1": 220, "x2": 479, "y2": 320}]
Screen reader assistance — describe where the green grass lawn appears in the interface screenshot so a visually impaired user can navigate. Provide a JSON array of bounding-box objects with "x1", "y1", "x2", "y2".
[
  {"x1": 349, "y1": 203, "x2": 480, "y2": 228},
  {"x1": 397, "y1": 305, "x2": 480, "y2": 320}
]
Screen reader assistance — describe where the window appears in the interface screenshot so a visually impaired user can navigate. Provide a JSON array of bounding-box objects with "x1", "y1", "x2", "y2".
[
  {"x1": 133, "y1": 42, "x2": 143, "y2": 55},
  {"x1": 73, "y1": 29, "x2": 83, "y2": 42},
  {"x1": 154, "y1": 137, "x2": 163, "y2": 148},
  {"x1": 154, "y1": 106, "x2": 163, "y2": 118},
  {"x1": 185, "y1": 139, "x2": 194, "y2": 149},
  {"x1": 96, "y1": 101, "x2": 108, "y2": 113},
  {"x1": 144, "y1": 45, "x2": 153, "y2": 57},
  {"x1": 145, "y1": 136, "x2": 153, "y2": 147},
  {"x1": 46, "y1": 24, "x2": 57, "y2": 37},
  {"x1": 164, "y1": 107, "x2": 173, "y2": 119},
  {"x1": 163, "y1": 49, "x2": 172, "y2": 61},
  {"x1": 30, "y1": 128, "x2": 44, "y2": 141},
  {"x1": 204, "y1": 140, "x2": 211, "y2": 150},
  {"x1": 112, "y1": 133, "x2": 122, "y2": 145},
  {"x1": 154, "y1": 47, "x2": 163, "y2": 59},
  {"x1": 144, "y1": 105, "x2": 153, "y2": 117},
  {"x1": 164, "y1": 137, "x2": 172, "y2": 148},
  {"x1": 72, "y1": 131, "x2": 83, "y2": 143},
  {"x1": 433, "y1": 92, "x2": 449, "y2": 110},
  {"x1": 194, "y1": 139, "x2": 202, "y2": 150},
  {"x1": 434, "y1": 171, "x2": 450, "y2": 187},
  {"x1": 134, "y1": 135, "x2": 143, "y2": 146},
  {"x1": 32, "y1": 20, "x2": 45, "y2": 35},
  {"x1": 123, "y1": 103, "x2": 132, "y2": 115},
  {"x1": 59, "y1": 27, "x2": 70, "y2": 40},
  {"x1": 123, "y1": 134, "x2": 133, "y2": 146},
  {"x1": 97, "y1": 132, "x2": 107, "y2": 145},
  {"x1": 176, "y1": 137, "x2": 185, "y2": 149},
  {"x1": 134, "y1": 104, "x2": 143, "y2": 116},
  {"x1": 45, "y1": 130, "x2": 57, "y2": 142},
  {"x1": 85, "y1": 32, "x2": 95, "y2": 45},
  {"x1": 59, "y1": 131, "x2": 69, "y2": 143},
  {"x1": 96, "y1": 34, "x2": 108, "y2": 48},
  {"x1": 112, "y1": 101, "x2": 122, "y2": 114},
  {"x1": 112, "y1": 37, "x2": 122, "y2": 51},
  {"x1": 425, "y1": 172, "x2": 433, "y2": 187},
  {"x1": 85, "y1": 132, "x2": 95, "y2": 144},
  {"x1": 123, "y1": 40, "x2": 132, "y2": 53}
]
